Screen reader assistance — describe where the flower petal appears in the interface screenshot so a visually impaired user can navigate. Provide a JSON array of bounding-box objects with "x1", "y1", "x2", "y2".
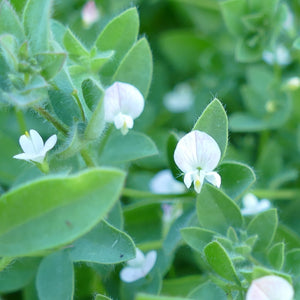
[
  {"x1": 183, "y1": 172, "x2": 193, "y2": 189},
  {"x1": 120, "y1": 266, "x2": 145, "y2": 283},
  {"x1": 193, "y1": 170, "x2": 205, "y2": 194},
  {"x1": 246, "y1": 275, "x2": 294, "y2": 300},
  {"x1": 43, "y1": 134, "x2": 57, "y2": 153},
  {"x1": 19, "y1": 135, "x2": 35, "y2": 154},
  {"x1": 194, "y1": 131, "x2": 221, "y2": 171},
  {"x1": 29, "y1": 129, "x2": 44, "y2": 153},
  {"x1": 13, "y1": 153, "x2": 44, "y2": 164},
  {"x1": 205, "y1": 171, "x2": 221, "y2": 188},
  {"x1": 143, "y1": 250, "x2": 157, "y2": 275},
  {"x1": 127, "y1": 248, "x2": 145, "y2": 268}
]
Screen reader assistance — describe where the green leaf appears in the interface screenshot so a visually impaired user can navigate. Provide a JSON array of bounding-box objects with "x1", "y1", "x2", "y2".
[
  {"x1": 0, "y1": 0, "x2": 24, "y2": 42},
  {"x1": 0, "y1": 258, "x2": 39, "y2": 293},
  {"x1": 36, "y1": 251, "x2": 74, "y2": 300},
  {"x1": 220, "y1": 0, "x2": 246, "y2": 36},
  {"x1": 113, "y1": 37, "x2": 153, "y2": 98},
  {"x1": 82, "y1": 78, "x2": 105, "y2": 140},
  {"x1": 293, "y1": 37, "x2": 300, "y2": 49},
  {"x1": 204, "y1": 241, "x2": 239, "y2": 283},
  {"x1": 35, "y1": 52, "x2": 66, "y2": 80},
  {"x1": 235, "y1": 38, "x2": 262, "y2": 62},
  {"x1": 96, "y1": 7, "x2": 139, "y2": 76},
  {"x1": 99, "y1": 131, "x2": 158, "y2": 164},
  {"x1": 219, "y1": 161, "x2": 256, "y2": 199},
  {"x1": 181, "y1": 227, "x2": 216, "y2": 253},
  {"x1": 0, "y1": 168, "x2": 125, "y2": 256},
  {"x1": 285, "y1": 249, "x2": 300, "y2": 276},
  {"x1": 247, "y1": 209, "x2": 278, "y2": 252},
  {"x1": 193, "y1": 98, "x2": 228, "y2": 159},
  {"x1": 90, "y1": 50, "x2": 114, "y2": 73},
  {"x1": 196, "y1": 184, "x2": 243, "y2": 234},
  {"x1": 0, "y1": 34, "x2": 19, "y2": 70},
  {"x1": 95, "y1": 295, "x2": 112, "y2": 300},
  {"x1": 63, "y1": 28, "x2": 89, "y2": 63},
  {"x1": 268, "y1": 242, "x2": 284, "y2": 270},
  {"x1": 23, "y1": 0, "x2": 51, "y2": 53},
  {"x1": 69, "y1": 220, "x2": 135, "y2": 264},
  {"x1": 188, "y1": 281, "x2": 226, "y2": 299}
]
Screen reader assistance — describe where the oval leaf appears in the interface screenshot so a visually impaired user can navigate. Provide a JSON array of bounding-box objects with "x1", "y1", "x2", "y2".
[
  {"x1": 0, "y1": 168, "x2": 125, "y2": 256},
  {"x1": 193, "y1": 98, "x2": 228, "y2": 159},
  {"x1": 196, "y1": 184, "x2": 243, "y2": 234}
]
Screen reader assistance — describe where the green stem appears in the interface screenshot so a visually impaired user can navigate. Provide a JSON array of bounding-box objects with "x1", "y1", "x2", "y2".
[
  {"x1": 98, "y1": 124, "x2": 113, "y2": 157},
  {"x1": 34, "y1": 106, "x2": 69, "y2": 136},
  {"x1": 14, "y1": 107, "x2": 27, "y2": 134},
  {"x1": 72, "y1": 90, "x2": 86, "y2": 122},
  {"x1": 253, "y1": 189, "x2": 300, "y2": 200},
  {"x1": 122, "y1": 188, "x2": 194, "y2": 199},
  {"x1": 80, "y1": 148, "x2": 96, "y2": 167}
]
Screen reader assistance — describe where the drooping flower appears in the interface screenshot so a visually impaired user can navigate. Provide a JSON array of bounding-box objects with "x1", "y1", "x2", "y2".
[
  {"x1": 241, "y1": 193, "x2": 271, "y2": 216},
  {"x1": 13, "y1": 129, "x2": 57, "y2": 164},
  {"x1": 81, "y1": 1, "x2": 100, "y2": 27},
  {"x1": 174, "y1": 130, "x2": 221, "y2": 194},
  {"x1": 163, "y1": 83, "x2": 194, "y2": 113},
  {"x1": 120, "y1": 248, "x2": 157, "y2": 283},
  {"x1": 262, "y1": 45, "x2": 291, "y2": 66},
  {"x1": 104, "y1": 82, "x2": 144, "y2": 135},
  {"x1": 149, "y1": 169, "x2": 185, "y2": 194},
  {"x1": 246, "y1": 275, "x2": 294, "y2": 300}
]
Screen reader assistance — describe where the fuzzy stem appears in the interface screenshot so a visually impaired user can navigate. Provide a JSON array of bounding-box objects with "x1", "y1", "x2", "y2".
[
  {"x1": 80, "y1": 148, "x2": 96, "y2": 167},
  {"x1": 72, "y1": 90, "x2": 86, "y2": 122},
  {"x1": 14, "y1": 107, "x2": 27, "y2": 134},
  {"x1": 34, "y1": 106, "x2": 69, "y2": 136}
]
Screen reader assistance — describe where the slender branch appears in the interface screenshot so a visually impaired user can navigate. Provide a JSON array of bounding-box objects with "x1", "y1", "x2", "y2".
[
  {"x1": 14, "y1": 107, "x2": 27, "y2": 134},
  {"x1": 34, "y1": 106, "x2": 69, "y2": 136},
  {"x1": 122, "y1": 188, "x2": 194, "y2": 199},
  {"x1": 80, "y1": 148, "x2": 96, "y2": 167},
  {"x1": 72, "y1": 90, "x2": 86, "y2": 122},
  {"x1": 253, "y1": 189, "x2": 300, "y2": 200}
]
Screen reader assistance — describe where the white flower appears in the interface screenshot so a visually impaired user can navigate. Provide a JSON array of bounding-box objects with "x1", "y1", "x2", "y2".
[
  {"x1": 120, "y1": 248, "x2": 157, "y2": 283},
  {"x1": 81, "y1": 1, "x2": 100, "y2": 27},
  {"x1": 241, "y1": 193, "x2": 271, "y2": 216},
  {"x1": 13, "y1": 129, "x2": 57, "y2": 164},
  {"x1": 174, "y1": 130, "x2": 221, "y2": 194},
  {"x1": 262, "y1": 45, "x2": 291, "y2": 66},
  {"x1": 246, "y1": 275, "x2": 294, "y2": 300},
  {"x1": 149, "y1": 169, "x2": 185, "y2": 194},
  {"x1": 286, "y1": 77, "x2": 300, "y2": 91},
  {"x1": 163, "y1": 83, "x2": 194, "y2": 113},
  {"x1": 104, "y1": 82, "x2": 144, "y2": 135}
]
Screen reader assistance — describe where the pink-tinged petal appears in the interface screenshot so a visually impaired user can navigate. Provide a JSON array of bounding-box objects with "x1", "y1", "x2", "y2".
[
  {"x1": 127, "y1": 248, "x2": 145, "y2": 268},
  {"x1": 194, "y1": 131, "x2": 221, "y2": 171},
  {"x1": 174, "y1": 132, "x2": 198, "y2": 173},
  {"x1": 246, "y1": 275, "x2": 294, "y2": 300},
  {"x1": 43, "y1": 134, "x2": 57, "y2": 153},
  {"x1": 143, "y1": 251, "x2": 157, "y2": 275},
  {"x1": 205, "y1": 171, "x2": 221, "y2": 188},
  {"x1": 29, "y1": 129, "x2": 44, "y2": 153},
  {"x1": 19, "y1": 135, "x2": 35, "y2": 154},
  {"x1": 120, "y1": 267, "x2": 145, "y2": 283},
  {"x1": 81, "y1": 1, "x2": 99, "y2": 27}
]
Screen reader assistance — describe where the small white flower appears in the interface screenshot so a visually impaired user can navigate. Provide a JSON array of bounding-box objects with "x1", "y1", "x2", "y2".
[
  {"x1": 262, "y1": 45, "x2": 291, "y2": 66},
  {"x1": 286, "y1": 77, "x2": 300, "y2": 91},
  {"x1": 246, "y1": 275, "x2": 294, "y2": 300},
  {"x1": 120, "y1": 248, "x2": 157, "y2": 283},
  {"x1": 13, "y1": 129, "x2": 57, "y2": 164},
  {"x1": 163, "y1": 83, "x2": 194, "y2": 113},
  {"x1": 241, "y1": 193, "x2": 271, "y2": 216},
  {"x1": 81, "y1": 1, "x2": 100, "y2": 27},
  {"x1": 104, "y1": 82, "x2": 144, "y2": 135},
  {"x1": 174, "y1": 130, "x2": 221, "y2": 194},
  {"x1": 149, "y1": 170, "x2": 185, "y2": 194}
]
